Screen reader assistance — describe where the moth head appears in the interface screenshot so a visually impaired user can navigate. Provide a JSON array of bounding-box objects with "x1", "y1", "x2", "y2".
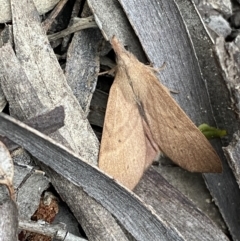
[{"x1": 111, "y1": 36, "x2": 135, "y2": 68}]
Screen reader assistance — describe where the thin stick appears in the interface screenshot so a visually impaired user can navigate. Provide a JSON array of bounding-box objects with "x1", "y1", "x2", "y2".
[
  {"x1": 61, "y1": 0, "x2": 83, "y2": 50},
  {"x1": 43, "y1": 0, "x2": 69, "y2": 32},
  {"x1": 19, "y1": 220, "x2": 86, "y2": 241},
  {"x1": 47, "y1": 16, "x2": 97, "y2": 42}
]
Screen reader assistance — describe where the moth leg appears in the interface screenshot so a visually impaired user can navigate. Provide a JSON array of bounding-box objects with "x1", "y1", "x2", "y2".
[
  {"x1": 148, "y1": 63, "x2": 179, "y2": 93},
  {"x1": 169, "y1": 89, "x2": 179, "y2": 94},
  {"x1": 98, "y1": 66, "x2": 116, "y2": 76},
  {"x1": 159, "y1": 84, "x2": 179, "y2": 94},
  {"x1": 148, "y1": 62, "x2": 166, "y2": 72},
  {"x1": 156, "y1": 62, "x2": 167, "y2": 71}
]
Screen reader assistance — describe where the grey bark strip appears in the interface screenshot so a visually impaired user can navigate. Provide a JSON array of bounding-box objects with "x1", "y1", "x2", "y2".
[
  {"x1": 65, "y1": 26, "x2": 102, "y2": 113},
  {"x1": 224, "y1": 131, "x2": 240, "y2": 189},
  {"x1": 215, "y1": 36, "x2": 240, "y2": 193},
  {"x1": 0, "y1": 106, "x2": 65, "y2": 151},
  {"x1": 0, "y1": 190, "x2": 18, "y2": 241},
  {"x1": 174, "y1": 2, "x2": 240, "y2": 240},
  {"x1": 174, "y1": 0, "x2": 238, "y2": 138},
  {"x1": 0, "y1": 143, "x2": 17, "y2": 241},
  {"x1": 135, "y1": 168, "x2": 229, "y2": 241},
  {"x1": 87, "y1": 0, "x2": 147, "y2": 62},
  {"x1": 0, "y1": 112, "x2": 184, "y2": 241}
]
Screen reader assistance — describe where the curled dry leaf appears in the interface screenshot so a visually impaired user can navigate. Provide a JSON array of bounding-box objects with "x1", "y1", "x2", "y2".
[
  {"x1": 0, "y1": 141, "x2": 14, "y2": 198},
  {"x1": 99, "y1": 36, "x2": 222, "y2": 190}
]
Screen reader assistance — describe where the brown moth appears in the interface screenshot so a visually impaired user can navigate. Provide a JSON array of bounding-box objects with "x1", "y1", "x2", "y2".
[{"x1": 99, "y1": 36, "x2": 222, "y2": 190}]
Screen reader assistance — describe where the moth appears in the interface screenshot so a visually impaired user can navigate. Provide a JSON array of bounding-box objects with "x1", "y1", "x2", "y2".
[{"x1": 99, "y1": 36, "x2": 222, "y2": 190}]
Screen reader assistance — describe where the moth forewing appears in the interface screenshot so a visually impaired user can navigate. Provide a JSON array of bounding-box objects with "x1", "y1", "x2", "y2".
[
  {"x1": 98, "y1": 74, "x2": 149, "y2": 190},
  {"x1": 141, "y1": 76, "x2": 222, "y2": 173}
]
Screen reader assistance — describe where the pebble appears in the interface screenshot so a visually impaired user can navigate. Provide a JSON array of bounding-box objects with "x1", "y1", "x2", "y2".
[
  {"x1": 206, "y1": 15, "x2": 232, "y2": 37},
  {"x1": 193, "y1": 0, "x2": 233, "y2": 38}
]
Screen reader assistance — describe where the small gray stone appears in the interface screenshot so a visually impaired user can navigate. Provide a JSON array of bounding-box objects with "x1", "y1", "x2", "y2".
[
  {"x1": 193, "y1": 0, "x2": 232, "y2": 17},
  {"x1": 207, "y1": 15, "x2": 232, "y2": 37}
]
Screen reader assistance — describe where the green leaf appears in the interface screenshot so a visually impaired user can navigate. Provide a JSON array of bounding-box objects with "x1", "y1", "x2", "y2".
[{"x1": 198, "y1": 124, "x2": 227, "y2": 139}]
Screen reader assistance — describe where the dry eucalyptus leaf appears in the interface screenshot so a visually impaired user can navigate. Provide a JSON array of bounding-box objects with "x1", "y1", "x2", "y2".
[
  {"x1": 0, "y1": 106, "x2": 65, "y2": 151},
  {"x1": 0, "y1": 141, "x2": 14, "y2": 198},
  {"x1": 99, "y1": 37, "x2": 222, "y2": 190},
  {"x1": 0, "y1": 0, "x2": 60, "y2": 23}
]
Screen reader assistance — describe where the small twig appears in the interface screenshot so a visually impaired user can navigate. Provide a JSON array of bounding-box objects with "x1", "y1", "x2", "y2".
[
  {"x1": 61, "y1": 0, "x2": 83, "y2": 50},
  {"x1": 43, "y1": 0, "x2": 69, "y2": 32},
  {"x1": 98, "y1": 68, "x2": 116, "y2": 76},
  {"x1": 19, "y1": 220, "x2": 87, "y2": 241},
  {"x1": 169, "y1": 89, "x2": 179, "y2": 94},
  {"x1": 48, "y1": 16, "x2": 97, "y2": 42}
]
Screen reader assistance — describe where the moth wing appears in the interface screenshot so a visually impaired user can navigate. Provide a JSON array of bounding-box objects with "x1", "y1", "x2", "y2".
[
  {"x1": 109, "y1": 36, "x2": 221, "y2": 178},
  {"x1": 99, "y1": 77, "x2": 152, "y2": 190},
  {"x1": 141, "y1": 72, "x2": 222, "y2": 172}
]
